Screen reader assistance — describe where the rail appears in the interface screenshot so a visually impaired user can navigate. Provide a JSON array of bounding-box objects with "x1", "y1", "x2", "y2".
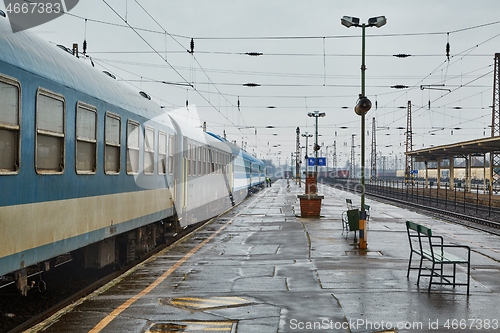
[{"x1": 320, "y1": 177, "x2": 500, "y2": 232}]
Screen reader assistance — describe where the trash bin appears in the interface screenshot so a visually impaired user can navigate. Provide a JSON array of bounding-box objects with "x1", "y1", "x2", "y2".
[{"x1": 347, "y1": 209, "x2": 360, "y2": 231}]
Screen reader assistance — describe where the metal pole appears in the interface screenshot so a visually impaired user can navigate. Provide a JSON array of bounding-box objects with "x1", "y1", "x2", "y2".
[
  {"x1": 359, "y1": 23, "x2": 367, "y2": 249},
  {"x1": 305, "y1": 136, "x2": 309, "y2": 170},
  {"x1": 315, "y1": 115, "x2": 319, "y2": 178},
  {"x1": 296, "y1": 127, "x2": 301, "y2": 186}
]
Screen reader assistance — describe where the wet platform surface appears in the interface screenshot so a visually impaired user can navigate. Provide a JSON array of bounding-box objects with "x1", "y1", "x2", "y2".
[{"x1": 31, "y1": 179, "x2": 500, "y2": 333}]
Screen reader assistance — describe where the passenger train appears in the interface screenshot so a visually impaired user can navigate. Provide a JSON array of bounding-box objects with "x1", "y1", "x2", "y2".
[{"x1": 0, "y1": 17, "x2": 265, "y2": 295}]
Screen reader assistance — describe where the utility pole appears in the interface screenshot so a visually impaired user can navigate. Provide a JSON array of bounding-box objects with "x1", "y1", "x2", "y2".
[
  {"x1": 350, "y1": 134, "x2": 355, "y2": 179},
  {"x1": 405, "y1": 101, "x2": 413, "y2": 184},
  {"x1": 370, "y1": 117, "x2": 377, "y2": 181},
  {"x1": 332, "y1": 141, "x2": 337, "y2": 175},
  {"x1": 490, "y1": 53, "x2": 500, "y2": 194},
  {"x1": 296, "y1": 127, "x2": 301, "y2": 186}
]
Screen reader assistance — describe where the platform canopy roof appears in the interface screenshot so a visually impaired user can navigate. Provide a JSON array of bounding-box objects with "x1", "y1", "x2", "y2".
[{"x1": 406, "y1": 136, "x2": 500, "y2": 162}]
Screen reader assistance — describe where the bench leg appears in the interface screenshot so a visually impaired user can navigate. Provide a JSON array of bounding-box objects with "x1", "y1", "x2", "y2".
[
  {"x1": 417, "y1": 256, "x2": 424, "y2": 286},
  {"x1": 428, "y1": 262, "x2": 435, "y2": 293},
  {"x1": 466, "y1": 261, "x2": 470, "y2": 296},
  {"x1": 407, "y1": 252, "x2": 413, "y2": 277},
  {"x1": 453, "y1": 264, "x2": 456, "y2": 288}
]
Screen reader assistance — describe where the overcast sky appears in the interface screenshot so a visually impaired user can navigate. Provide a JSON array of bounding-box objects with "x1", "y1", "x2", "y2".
[{"x1": 3, "y1": 1, "x2": 500, "y2": 169}]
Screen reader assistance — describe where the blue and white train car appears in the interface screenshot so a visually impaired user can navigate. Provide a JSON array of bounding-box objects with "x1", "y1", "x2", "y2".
[
  {"x1": 0, "y1": 18, "x2": 177, "y2": 295},
  {"x1": 0, "y1": 16, "x2": 266, "y2": 295},
  {"x1": 168, "y1": 115, "x2": 235, "y2": 226},
  {"x1": 207, "y1": 133, "x2": 266, "y2": 202}
]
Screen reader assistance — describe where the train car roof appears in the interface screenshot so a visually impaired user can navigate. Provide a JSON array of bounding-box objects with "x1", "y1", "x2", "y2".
[
  {"x1": 0, "y1": 19, "x2": 169, "y2": 124},
  {"x1": 168, "y1": 114, "x2": 231, "y2": 152},
  {"x1": 207, "y1": 132, "x2": 264, "y2": 166}
]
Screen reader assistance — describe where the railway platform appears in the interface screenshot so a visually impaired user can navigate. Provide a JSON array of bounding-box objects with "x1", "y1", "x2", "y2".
[{"x1": 28, "y1": 179, "x2": 500, "y2": 333}]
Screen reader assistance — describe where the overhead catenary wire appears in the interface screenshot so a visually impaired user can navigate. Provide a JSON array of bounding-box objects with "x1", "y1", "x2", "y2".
[
  {"x1": 60, "y1": 2, "x2": 500, "y2": 161},
  {"x1": 100, "y1": 0, "x2": 269, "y2": 155}
]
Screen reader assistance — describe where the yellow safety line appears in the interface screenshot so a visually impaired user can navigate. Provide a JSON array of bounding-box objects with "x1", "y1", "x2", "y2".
[{"x1": 88, "y1": 188, "x2": 269, "y2": 332}]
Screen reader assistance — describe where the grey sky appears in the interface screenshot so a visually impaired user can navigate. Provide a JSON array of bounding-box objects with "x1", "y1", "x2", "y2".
[{"x1": 3, "y1": 0, "x2": 499, "y2": 169}]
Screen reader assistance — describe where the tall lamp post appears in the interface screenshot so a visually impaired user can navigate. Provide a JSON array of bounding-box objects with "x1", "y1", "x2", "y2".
[
  {"x1": 298, "y1": 113, "x2": 325, "y2": 218},
  {"x1": 301, "y1": 132, "x2": 313, "y2": 169},
  {"x1": 308, "y1": 111, "x2": 326, "y2": 178},
  {"x1": 341, "y1": 15, "x2": 386, "y2": 249}
]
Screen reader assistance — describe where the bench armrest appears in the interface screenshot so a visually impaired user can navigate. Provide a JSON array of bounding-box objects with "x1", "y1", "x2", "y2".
[
  {"x1": 435, "y1": 244, "x2": 471, "y2": 253},
  {"x1": 431, "y1": 244, "x2": 471, "y2": 261},
  {"x1": 429, "y1": 235, "x2": 444, "y2": 244}
]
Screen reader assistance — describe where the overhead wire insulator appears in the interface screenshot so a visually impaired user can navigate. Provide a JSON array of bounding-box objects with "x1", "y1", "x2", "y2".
[
  {"x1": 391, "y1": 85, "x2": 409, "y2": 89},
  {"x1": 83, "y1": 19, "x2": 88, "y2": 56},
  {"x1": 393, "y1": 54, "x2": 411, "y2": 58},
  {"x1": 246, "y1": 52, "x2": 263, "y2": 56},
  {"x1": 243, "y1": 83, "x2": 260, "y2": 87},
  {"x1": 446, "y1": 32, "x2": 450, "y2": 61},
  {"x1": 188, "y1": 38, "x2": 194, "y2": 54}
]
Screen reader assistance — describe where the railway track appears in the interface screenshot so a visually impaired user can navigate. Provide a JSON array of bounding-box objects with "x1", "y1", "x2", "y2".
[
  {"x1": 367, "y1": 190, "x2": 500, "y2": 235},
  {"x1": 325, "y1": 181, "x2": 500, "y2": 236}
]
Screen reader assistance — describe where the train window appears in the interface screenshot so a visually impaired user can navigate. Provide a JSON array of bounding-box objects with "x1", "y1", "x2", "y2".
[
  {"x1": 204, "y1": 148, "x2": 209, "y2": 174},
  {"x1": 217, "y1": 152, "x2": 221, "y2": 174},
  {"x1": 191, "y1": 144, "x2": 196, "y2": 176},
  {"x1": 36, "y1": 88, "x2": 65, "y2": 173},
  {"x1": 0, "y1": 76, "x2": 20, "y2": 174},
  {"x1": 158, "y1": 131, "x2": 167, "y2": 175},
  {"x1": 215, "y1": 151, "x2": 218, "y2": 174},
  {"x1": 186, "y1": 143, "x2": 191, "y2": 176},
  {"x1": 144, "y1": 127, "x2": 154, "y2": 175},
  {"x1": 211, "y1": 149, "x2": 215, "y2": 173},
  {"x1": 168, "y1": 134, "x2": 174, "y2": 174},
  {"x1": 191, "y1": 145, "x2": 198, "y2": 176},
  {"x1": 76, "y1": 102, "x2": 97, "y2": 174},
  {"x1": 201, "y1": 147, "x2": 205, "y2": 175},
  {"x1": 187, "y1": 144, "x2": 192, "y2": 176},
  {"x1": 197, "y1": 146, "x2": 202, "y2": 176},
  {"x1": 225, "y1": 154, "x2": 228, "y2": 174},
  {"x1": 218, "y1": 152, "x2": 222, "y2": 174},
  {"x1": 105, "y1": 112, "x2": 121, "y2": 174},
  {"x1": 126, "y1": 120, "x2": 140, "y2": 174}
]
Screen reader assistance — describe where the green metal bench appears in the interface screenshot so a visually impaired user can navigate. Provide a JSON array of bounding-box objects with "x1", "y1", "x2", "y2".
[{"x1": 406, "y1": 221, "x2": 471, "y2": 295}]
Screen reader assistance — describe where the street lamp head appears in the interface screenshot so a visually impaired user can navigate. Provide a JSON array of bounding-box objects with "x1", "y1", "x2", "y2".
[
  {"x1": 341, "y1": 15, "x2": 386, "y2": 28},
  {"x1": 341, "y1": 16, "x2": 360, "y2": 28},
  {"x1": 368, "y1": 16, "x2": 387, "y2": 28},
  {"x1": 307, "y1": 110, "x2": 326, "y2": 118}
]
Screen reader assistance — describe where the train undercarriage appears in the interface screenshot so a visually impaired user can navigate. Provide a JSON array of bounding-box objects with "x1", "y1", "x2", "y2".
[{"x1": 2, "y1": 217, "x2": 181, "y2": 296}]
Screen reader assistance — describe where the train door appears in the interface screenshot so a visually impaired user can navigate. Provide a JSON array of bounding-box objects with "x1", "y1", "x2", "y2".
[{"x1": 173, "y1": 133, "x2": 187, "y2": 227}]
